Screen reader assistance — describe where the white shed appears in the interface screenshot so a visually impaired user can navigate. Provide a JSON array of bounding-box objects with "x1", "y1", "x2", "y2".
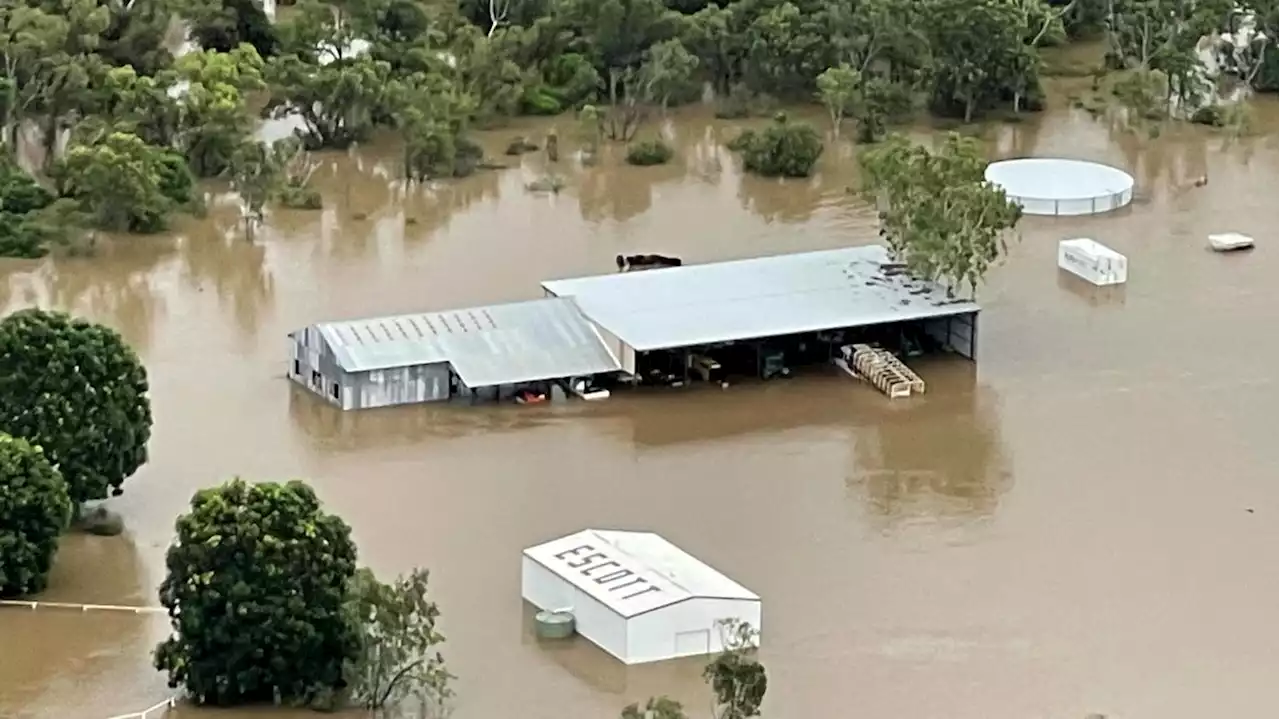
[{"x1": 522, "y1": 529, "x2": 762, "y2": 665}]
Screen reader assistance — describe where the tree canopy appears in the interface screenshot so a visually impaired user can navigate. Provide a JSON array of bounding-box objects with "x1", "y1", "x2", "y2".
[
  {"x1": 0, "y1": 308, "x2": 152, "y2": 505},
  {"x1": 154, "y1": 478, "x2": 359, "y2": 706},
  {"x1": 345, "y1": 567, "x2": 453, "y2": 712},
  {"x1": 860, "y1": 133, "x2": 1022, "y2": 297},
  {"x1": 0, "y1": 433, "x2": 73, "y2": 597},
  {"x1": 0, "y1": 0, "x2": 1264, "y2": 250}
]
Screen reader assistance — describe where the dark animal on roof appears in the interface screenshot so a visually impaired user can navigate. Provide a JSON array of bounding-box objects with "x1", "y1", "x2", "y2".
[{"x1": 617, "y1": 254, "x2": 683, "y2": 272}]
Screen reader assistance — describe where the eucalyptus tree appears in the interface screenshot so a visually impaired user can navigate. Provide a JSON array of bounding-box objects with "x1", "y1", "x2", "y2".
[{"x1": 860, "y1": 133, "x2": 1022, "y2": 298}]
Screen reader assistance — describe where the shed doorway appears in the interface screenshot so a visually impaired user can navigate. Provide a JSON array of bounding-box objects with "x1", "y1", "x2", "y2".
[{"x1": 675, "y1": 629, "x2": 710, "y2": 656}]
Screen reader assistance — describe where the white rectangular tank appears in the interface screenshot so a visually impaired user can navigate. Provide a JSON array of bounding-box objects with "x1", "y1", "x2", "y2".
[{"x1": 1058, "y1": 238, "x2": 1128, "y2": 286}]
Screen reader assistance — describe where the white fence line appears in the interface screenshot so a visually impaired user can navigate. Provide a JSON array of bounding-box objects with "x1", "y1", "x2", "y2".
[
  {"x1": 0, "y1": 599, "x2": 167, "y2": 615},
  {"x1": 105, "y1": 697, "x2": 178, "y2": 719}
]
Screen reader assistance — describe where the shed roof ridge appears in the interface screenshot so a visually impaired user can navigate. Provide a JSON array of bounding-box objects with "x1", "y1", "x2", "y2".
[{"x1": 590, "y1": 529, "x2": 700, "y2": 596}]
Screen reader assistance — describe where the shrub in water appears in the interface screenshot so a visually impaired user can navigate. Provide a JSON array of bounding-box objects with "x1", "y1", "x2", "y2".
[
  {"x1": 625, "y1": 138, "x2": 674, "y2": 166},
  {"x1": 731, "y1": 114, "x2": 824, "y2": 178}
]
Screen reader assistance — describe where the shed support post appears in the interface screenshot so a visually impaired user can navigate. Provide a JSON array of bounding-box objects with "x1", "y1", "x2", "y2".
[{"x1": 969, "y1": 313, "x2": 979, "y2": 361}]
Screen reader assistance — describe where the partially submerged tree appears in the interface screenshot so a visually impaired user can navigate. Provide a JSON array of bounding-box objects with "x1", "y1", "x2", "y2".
[
  {"x1": 389, "y1": 71, "x2": 482, "y2": 183},
  {"x1": 0, "y1": 308, "x2": 152, "y2": 504},
  {"x1": 859, "y1": 133, "x2": 1022, "y2": 297},
  {"x1": 0, "y1": 433, "x2": 73, "y2": 597},
  {"x1": 344, "y1": 567, "x2": 453, "y2": 713},
  {"x1": 226, "y1": 139, "x2": 282, "y2": 237},
  {"x1": 640, "y1": 38, "x2": 700, "y2": 111},
  {"x1": 621, "y1": 696, "x2": 689, "y2": 719},
  {"x1": 816, "y1": 63, "x2": 861, "y2": 135},
  {"x1": 51, "y1": 128, "x2": 195, "y2": 233},
  {"x1": 266, "y1": 53, "x2": 396, "y2": 149},
  {"x1": 703, "y1": 619, "x2": 767, "y2": 719},
  {"x1": 0, "y1": 154, "x2": 84, "y2": 258},
  {"x1": 925, "y1": 0, "x2": 1039, "y2": 120},
  {"x1": 173, "y1": 43, "x2": 267, "y2": 177},
  {"x1": 154, "y1": 479, "x2": 359, "y2": 706},
  {"x1": 728, "y1": 114, "x2": 824, "y2": 178}
]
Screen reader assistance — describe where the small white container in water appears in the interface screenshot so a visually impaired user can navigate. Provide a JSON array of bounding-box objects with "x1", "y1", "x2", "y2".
[
  {"x1": 1208, "y1": 232, "x2": 1255, "y2": 252},
  {"x1": 1058, "y1": 238, "x2": 1128, "y2": 286}
]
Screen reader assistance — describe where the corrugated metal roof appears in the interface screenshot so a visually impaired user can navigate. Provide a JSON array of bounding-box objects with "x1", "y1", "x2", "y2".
[
  {"x1": 313, "y1": 297, "x2": 621, "y2": 386},
  {"x1": 523, "y1": 529, "x2": 759, "y2": 618},
  {"x1": 540, "y1": 245, "x2": 980, "y2": 351}
]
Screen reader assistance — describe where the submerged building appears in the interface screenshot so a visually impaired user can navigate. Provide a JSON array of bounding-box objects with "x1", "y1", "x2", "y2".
[
  {"x1": 290, "y1": 244, "x2": 981, "y2": 410},
  {"x1": 288, "y1": 297, "x2": 622, "y2": 410}
]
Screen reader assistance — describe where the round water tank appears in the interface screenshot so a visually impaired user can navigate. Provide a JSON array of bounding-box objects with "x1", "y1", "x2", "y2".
[
  {"x1": 985, "y1": 158, "x2": 1135, "y2": 217},
  {"x1": 534, "y1": 610, "x2": 576, "y2": 640}
]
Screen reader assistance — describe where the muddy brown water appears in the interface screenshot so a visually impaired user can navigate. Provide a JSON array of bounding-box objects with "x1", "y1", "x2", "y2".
[{"x1": 0, "y1": 93, "x2": 1276, "y2": 719}]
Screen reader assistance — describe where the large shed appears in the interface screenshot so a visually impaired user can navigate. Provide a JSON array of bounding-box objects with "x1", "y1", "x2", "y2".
[
  {"x1": 288, "y1": 297, "x2": 622, "y2": 410},
  {"x1": 541, "y1": 245, "x2": 980, "y2": 375},
  {"x1": 522, "y1": 529, "x2": 762, "y2": 665}
]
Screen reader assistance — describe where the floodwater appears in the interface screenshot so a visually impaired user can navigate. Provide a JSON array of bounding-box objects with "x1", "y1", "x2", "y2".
[{"x1": 0, "y1": 88, "x2": 1276, "y2": 719}]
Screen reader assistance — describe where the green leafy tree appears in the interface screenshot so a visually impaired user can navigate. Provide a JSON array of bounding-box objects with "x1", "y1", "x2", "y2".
[
  {"x1": 180, "y1": 0, "x2": 281, "y2": 57},
  {"x1": 154, "y1": 479, "x2": 359, "y2": 706},
  {"x1": 729, "y1": 114, "x2": 823, "y2": 178},
  {"x1": 681, "y1": 3, "x2": 749, "y2": 95},
  {"x1": 174, "y1": 44, "x2": 267, "y2": 177},
  {"x1": 97, "y1": 0, "x2": 177, "y2": 74},
  {"x1": 1106, "y1": 0, "x2": 1234, "y2": 112},
  {"x1": 0, "y1": 154, "x2": 68, "y2": 258},
  {"x1": 52, "y1": 129, "x2": 194, "y2": 233},
  {"x1": 24, "y1": 0, "x2": 112, "y2": 167},
  {"x1": 226, "y1": 139, "x2": 281, "y2": 237},
  {"x1": 621, "y1": 696, "x2": 689, "y2": 719},
  {"x1": 266, "y1": 53, "x2": 396, "y2": 149},
  {"x1": 0, "y1": 309, "x2": 152, "y2": 504},
  {"x1": 860, "y1": 133, "x2": 1022, "y2": 297},
  {"x1": 559, "y1": 0, "x2": 681, "y2": 77},
  {"x1": 390, "y1": 72, "x2": 481, "y2": 182},
  {"x1": 345, "y1": 567, "x2": 453, "y2": 713},
  {"x1": 88, "y1": 65, "x2": 184, "y2": 149},
  {"x1": 0, "y1": 1, "x2": 109, "y2": 162},
  {"x1": 744, "y1": 0, "x2": 839, "y2": 97},
  {"x1": 1, "y1": 5, "x2": 63, "y2": 154},
  {"x1": 454, "y1": 27, "x2": 527, "y2": 124},
  {"x1": 274, "y1": 137, "x2": 325, "y2": 209},
  {"x1": 0, "y1": 433, "x2": 73, "y2": 597},
  {"x1": 703, "y1": 619, "x2": 767, "y2": 719},
  {"x1": 225, "y1": 135, "x2": 324, "y2": 234},
  {"x1": 925, "y1": 0, "x2": 1037, "y2": 121},
  {"x1": 816, "y1": 63, "x2": 861, "y2": 135},
  {"x1": 830, "y1": 0, "x2": 932, "y2": 80},
  {"x1": 640, "y1": 38, "x2": 699, "y2": 110}
]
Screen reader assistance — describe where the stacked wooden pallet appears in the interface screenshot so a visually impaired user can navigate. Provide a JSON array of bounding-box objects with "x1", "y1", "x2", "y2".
[{"x1": 849, "y1": 344, "x2": 925, "y2": 398}]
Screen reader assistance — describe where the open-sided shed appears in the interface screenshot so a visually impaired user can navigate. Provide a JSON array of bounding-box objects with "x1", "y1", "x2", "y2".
[
  {"x1": 522, "y1": 529, "x2": 761, "y2": 665},
  {"x1": 541, "y1": 245, "x2": 980, "y2": 376}
]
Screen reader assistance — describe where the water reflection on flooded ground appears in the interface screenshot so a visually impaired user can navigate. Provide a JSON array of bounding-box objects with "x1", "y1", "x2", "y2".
[{"x1": 0, "y1": 94, "x2": 1276, "y2": 719}]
